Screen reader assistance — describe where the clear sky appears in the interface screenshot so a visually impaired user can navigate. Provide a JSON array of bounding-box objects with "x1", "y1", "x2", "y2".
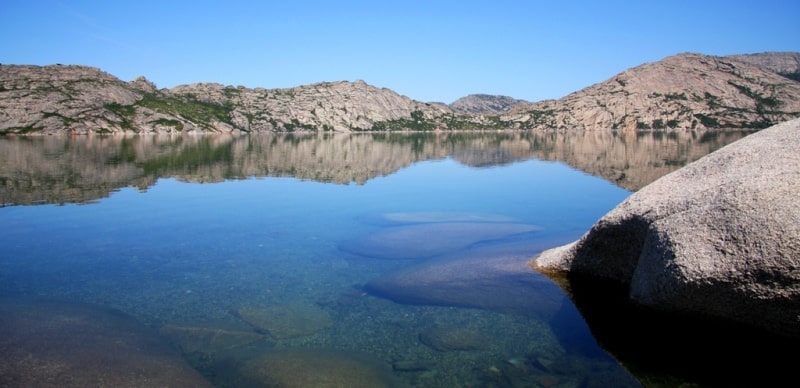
[{"x1": 2, "y1": 1, "x2": 798, "y2": 103}]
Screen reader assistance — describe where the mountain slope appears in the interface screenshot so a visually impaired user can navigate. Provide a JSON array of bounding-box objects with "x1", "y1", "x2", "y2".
[
  {"x1": 449, "y1": 94, "x2": 528, "y2": 114},
  {"x1": 2, "y1": 52, "x2": 800, "y2": 135},
  {"x1": 502, "y1": 53, "x2": 800, "y2": 131},
  {"x1": 724, "y1": 52, "x2": 800, "y2": 81},
  {"x1": 0, "y1": 65, "x2": 480, "y2": 135}
]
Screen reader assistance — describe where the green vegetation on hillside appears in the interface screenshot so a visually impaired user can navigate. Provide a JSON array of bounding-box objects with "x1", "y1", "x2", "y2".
[
  {"x1": 135, "y1": 93, "x2": 235, "y2": 129},
  {"x1": 369, "y1": 110, "x2": 437, "y2": 131}
]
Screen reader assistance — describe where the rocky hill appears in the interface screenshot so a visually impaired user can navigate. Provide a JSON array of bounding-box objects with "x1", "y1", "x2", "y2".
[
  {"x1": 502, "y1": 53, "x2": 800, "y2": 131},
  {"x1": 0, "y1": 65, "x2": 490, "y2": 135},
  {"x1": 1, "y1": 52, "x2": 800, "y2": 134},
  {"x1": 449, "y1": 94, "x2": 528, "y2": 114},
  {"x1": 724, "y1": 52, "x2": 800, "y2": 81}
]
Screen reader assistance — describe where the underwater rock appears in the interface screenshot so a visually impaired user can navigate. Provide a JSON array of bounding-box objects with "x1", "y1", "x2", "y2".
[
  {"x1": 339, "y1": 222, "x2": 540, "y2": 260},
  {"x1": 364, "y1": 245, "x2": 566, "y2": 319},
  {"x1": 363, "y1": 242, "x2": 610, "y2": 358},
  {"x1": 239, "y1": 348, "x2": 404, "y2": 387},
  {"x1": 360, "y1": 211, "x2": 520, "y2": 226},
  {"x1": 418, "y1": 326, "x2": 488, "y2": 352},
  {"x1": 159, "y1": 324, "x2": 267, "y2": 355},
  {"x1": 233, "y1": 302, "x2": 332, "y2": 339},
  {"x1": 0, "y1": 297, "x2": 213, "y2": 387}
]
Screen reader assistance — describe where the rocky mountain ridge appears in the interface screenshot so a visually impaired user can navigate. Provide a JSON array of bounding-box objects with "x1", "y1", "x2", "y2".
[
  {"x1": 502, "y1": 52, "x2": 800, "y2": 131},
  {"x1": 725, "y1": 52, "x2": 800, "y2": 81},
  {"x1": 0, "y1": 65, "x2": 479, "y2": 135},
  {"x1": 1, "y1": 52, "x2": 799, "y2": 135},
  {"x1": 449, "y1": 94, "x2": 528, "y2": 114}
]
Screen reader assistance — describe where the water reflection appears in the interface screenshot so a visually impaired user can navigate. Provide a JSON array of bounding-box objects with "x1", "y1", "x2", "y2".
[
  {"x1": 0, "y1": 130, "x2": 752, "y2": 206},
  {"x1": 0, "y1": 130, "x2": 757, "y2": 386}
]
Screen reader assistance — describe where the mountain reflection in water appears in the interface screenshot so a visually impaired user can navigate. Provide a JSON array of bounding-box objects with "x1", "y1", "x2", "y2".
[
  {"x1": 0, "y1": 130, "x2": 755, "y2": 387},
  {"x1": 0, "y1": 130, "x2": 751, "y2": 206}
]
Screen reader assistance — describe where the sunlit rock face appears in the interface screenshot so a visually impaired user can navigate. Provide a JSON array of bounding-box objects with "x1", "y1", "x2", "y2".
[
  {"x1": 534, "y1": 118, "x2": 800, "y2": 339},
  {"x1": 449, "y1": 94, "x2": 528, "y2": 114},
  {"x1": 0, "y1": 65, "x2": 452, "y2": 135},
  {"x1": 725, "y1": 52, "x2": 800, "y2": 78},
  {"x1": 503, "y1": 53, "x2": 800, "y2": 131}
]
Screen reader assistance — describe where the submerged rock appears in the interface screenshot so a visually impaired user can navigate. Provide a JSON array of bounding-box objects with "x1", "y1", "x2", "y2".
[
  {"x1": 364, "y1": 241, "x2": 610, "y2": 358},
  {"x1": 533, "y1": 118, "x2": 800, "y2": 339},
  {"x1": 364, "y1": 245, "x2": 566, "y2": 318},
  {"x1": 0, "y1": 297, "x2": 213, "y2": 387},
  {"x1": 418, "y1": 326, "x2": 488, "y2": 352},
  {"x1": 339, "y1": 222, "x2": 540, "y2": 260},
  {"x1": 239, "y1": 348, "x2": 403, "y2": 387},
  {"x1": 359, "y1": 211, "x2": 520, "y2": 226},
  {"x1": 159, "y1": 324, "x2": 266, "y2": 355},
  {"x1": 233, "y1": 302, "x2": 332, "y2": 339}
]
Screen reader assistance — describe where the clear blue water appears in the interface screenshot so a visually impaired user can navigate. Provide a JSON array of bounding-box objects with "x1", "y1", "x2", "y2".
[{"x1": 0, "y1": 132, "x2": 749, "y2": 386}]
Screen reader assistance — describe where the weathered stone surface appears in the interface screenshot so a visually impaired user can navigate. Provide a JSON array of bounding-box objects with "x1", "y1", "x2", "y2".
[
  {"x1": 0, "y1": 297, "x2": 213, "y2": 387},
  {"x1": 725, "y1": 52, "x2": 800, "y2": 78},
  {"x1": 449, "y1": 94, "x2": 528, "y2": 114},
  {"x1": 502, "y1": 53, "x2": 800, "y2": 131},
  {"x1": 167, "y1": 79, "x2": 451, "y2": 132},
  {"x1": 233, "y1": 303, "x2": 332, "y2": 339},
  {"x1": 0, "y1": 65, "x2": 457, "y2": 134},
  {"x1": 533, "y1": 118, "x2": 800, "y2": 338},
  {"x1": 239, "y1": 348, "x2": 403, "y2": 387},
  {"x1": 339, "y1": 222, "x2": 540, "y2": 260}
]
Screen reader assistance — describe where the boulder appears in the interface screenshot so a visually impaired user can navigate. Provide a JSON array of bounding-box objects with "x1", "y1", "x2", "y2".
[{"x1": 533, "y1": 118, "x2": 800, "y2": 339}]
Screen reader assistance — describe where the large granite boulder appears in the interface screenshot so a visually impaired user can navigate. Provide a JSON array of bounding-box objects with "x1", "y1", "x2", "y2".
[{"x1": 533, "y1": 118, "x2": 800, "y2": 339}]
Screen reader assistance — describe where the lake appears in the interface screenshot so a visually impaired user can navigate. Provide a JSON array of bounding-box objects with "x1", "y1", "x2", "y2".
[{"x1": 0, "y1": 130, "x2": 751, "y2": 387}]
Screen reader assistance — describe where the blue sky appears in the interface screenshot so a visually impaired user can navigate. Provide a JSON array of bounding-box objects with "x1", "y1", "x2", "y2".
[{"x1": 2, "y1": 1, "x2": 798, "y2": 103}]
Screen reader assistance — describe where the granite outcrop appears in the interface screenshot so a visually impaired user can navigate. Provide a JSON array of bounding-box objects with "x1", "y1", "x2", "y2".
[
  {"x1": 502, "y1": 53, "x2": 800, "y2": 131},
  {"x1": 449, "y1": 94, "x2": 528, "y2": 114},
  {"x1": 532, "y1": 118, "x2": 800, "y2": 339}
]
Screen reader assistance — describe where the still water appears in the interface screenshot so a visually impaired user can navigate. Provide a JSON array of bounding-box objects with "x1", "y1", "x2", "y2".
[{"x1": 0, "y1": 131, "x2": 750, "y2": 387}]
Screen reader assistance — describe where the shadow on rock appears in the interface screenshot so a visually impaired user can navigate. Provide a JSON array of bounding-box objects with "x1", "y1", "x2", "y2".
[{"x1": 561, "y1": 273, "x2": 799, "y2": 387}]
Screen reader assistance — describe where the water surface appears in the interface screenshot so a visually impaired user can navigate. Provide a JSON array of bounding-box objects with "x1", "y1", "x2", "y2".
[{"x1": 0, "y1": 131, "x2": 751, "y2": 387}]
